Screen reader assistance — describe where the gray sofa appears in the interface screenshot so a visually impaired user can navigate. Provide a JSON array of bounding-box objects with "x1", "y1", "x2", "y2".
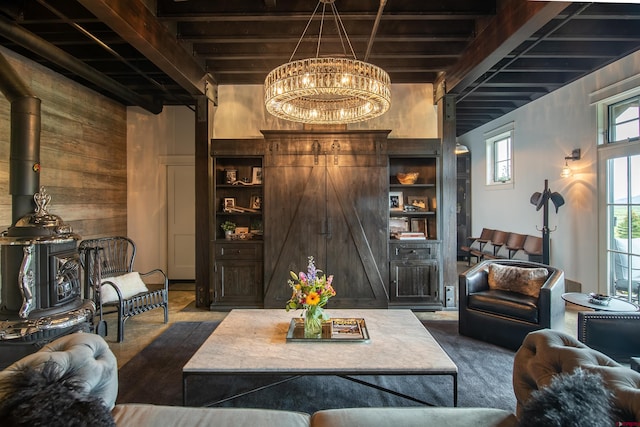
[
  {"x1": 2, "y1": 330, "x2": 639, "y2": 426},
  {"x1": 0, "y1": 332, "x2": 516, "y2": 427}
]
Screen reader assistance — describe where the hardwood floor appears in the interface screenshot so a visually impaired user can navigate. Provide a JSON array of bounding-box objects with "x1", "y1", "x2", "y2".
[{"x1": 104, "y1": 262, "x2": 579, "y2": 369}]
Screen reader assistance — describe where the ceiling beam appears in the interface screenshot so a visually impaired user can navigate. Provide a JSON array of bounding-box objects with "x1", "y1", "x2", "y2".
[
  {"x1": 0, "y1": 15, "x2": 162, "y2": 113},
  {"x1": 438, "y1": 0, "x2": 571, "y2": 96},
  {"x1": 76, "y1": 0, "x2": 217, "y2": 103}
]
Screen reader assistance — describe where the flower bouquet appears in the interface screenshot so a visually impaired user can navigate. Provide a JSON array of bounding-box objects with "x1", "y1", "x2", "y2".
[{"x1": 285, "y1": 256, "x2": 336, "y2": 338}]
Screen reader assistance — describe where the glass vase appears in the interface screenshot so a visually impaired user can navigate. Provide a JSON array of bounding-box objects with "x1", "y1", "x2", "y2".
[{"x1": 304, "y1": 306, "x2": 323, "y2": 339}]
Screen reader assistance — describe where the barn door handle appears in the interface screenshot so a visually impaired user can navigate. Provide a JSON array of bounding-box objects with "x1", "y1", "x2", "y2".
[{"x1": 312, "y1": 140, "x2": 320, "y2": 164}]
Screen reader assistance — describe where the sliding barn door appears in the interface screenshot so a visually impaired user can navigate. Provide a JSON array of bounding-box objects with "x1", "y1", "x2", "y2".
[{"x1": 263, "y1": 133, "x2": 389, "y2": 308}]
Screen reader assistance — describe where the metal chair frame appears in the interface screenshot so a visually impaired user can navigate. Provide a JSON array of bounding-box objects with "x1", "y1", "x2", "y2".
[{"x1": 79, "y1": 236, "x2": 169, "y2": 342}]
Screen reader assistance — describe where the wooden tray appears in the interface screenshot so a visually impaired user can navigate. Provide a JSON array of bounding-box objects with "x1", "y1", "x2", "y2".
[{"x1": 286, "y1": 317, "x2": 370, "y2": 342}]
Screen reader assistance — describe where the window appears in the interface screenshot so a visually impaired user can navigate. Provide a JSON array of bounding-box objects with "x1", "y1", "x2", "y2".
[
  {"x1": 609, "y1": 96, "x2": 640, "y2": 143},
  {"x1": 485, "y1": 123, "x2": 514, "y2": 187},
  {"x1": 598, "y1": 95, "x2": 640, "y2": 302}
]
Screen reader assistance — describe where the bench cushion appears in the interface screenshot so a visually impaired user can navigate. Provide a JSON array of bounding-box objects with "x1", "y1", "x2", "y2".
[
  {"x1": 311, "y1": 407, "x2": 517, "y2": 427},
  {"x1": 101, "y1": 272, "x2": 149, "y2": 303},
  {"x1": 112, "y1": 404, "x2": 311, "y2": 427}
]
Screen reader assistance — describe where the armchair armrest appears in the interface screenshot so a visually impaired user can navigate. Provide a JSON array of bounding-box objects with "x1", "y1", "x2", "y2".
[
  {"x1": 140, "y1": 268, "x2": 169, "y2": 288},
  {"x1": 459, "y1": 262, "x2": 490, "y2": 297},
  {"x1": 537, "y1": 267, "x2": 565, "y2": 329},
  {"x1": 578, "y1": 311, "x2": 640, "y2": 362}
]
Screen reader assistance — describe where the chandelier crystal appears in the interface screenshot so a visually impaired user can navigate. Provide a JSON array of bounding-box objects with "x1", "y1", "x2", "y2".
[{"x1": 264, "y1": 0, "x2": 391, "y2": 124}]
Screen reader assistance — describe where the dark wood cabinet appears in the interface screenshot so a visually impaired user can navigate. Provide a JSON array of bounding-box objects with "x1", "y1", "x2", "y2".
[
  {"x1": 261, "y1": 130, "x2": 390, "y2": 309},
  {"x1": 210, "y1": 140, "x2": 265, "y2": 309},
  {"x1": 208, "y1": 133, "x2": 446, "y2": 310},
  {"x1": 389, "y1": 242, "x2": 440, "y2": 308},
  {"x1": 387, "y1": 139, "x2": 443, "y2": 309}
]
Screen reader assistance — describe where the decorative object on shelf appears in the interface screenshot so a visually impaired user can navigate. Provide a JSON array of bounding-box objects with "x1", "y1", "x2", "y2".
[
  {"x1": 285, "y1": 256, "x2": 336, "y2": 338},
  {"x1": 263, "y1": 0, "x2": 390, "y2": 124},
  {"x1": 560, "y1": 148, "x2": 581, "y2": 178},
  {"x1": 251, "y1": 166, "x2": 263, "y2": 184},
  {"x1": 389, "y1": 191, "x2": 403, "y2": 211},
  {"x1": 221, "y1": 221, "x2": 236, "y2": 240},
  {"x1": 224, "y1": 169, "x2": 238, "y2": 184},
  {"x1": 250, "y1": 195, "x2": 262, "y2": 210},
  {"x1": 408, "y1": 196, "x2": 427, "y2": 210},
  {"x1": 396, "y1": 172, "x2": 419, "y2": 185},
  {"x1": 222, "y1": 197, "x2": 236, "y2": 212}
]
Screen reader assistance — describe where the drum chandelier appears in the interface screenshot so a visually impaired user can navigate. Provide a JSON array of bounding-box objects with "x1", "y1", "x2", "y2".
[{"x1": 264, "y1": 0, "x2": 391, "y2": 125}]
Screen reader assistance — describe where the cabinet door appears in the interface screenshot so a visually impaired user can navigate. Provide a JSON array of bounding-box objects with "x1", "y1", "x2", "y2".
[
  {"x1": 389, "y1": 260, "x2": 438, "y2": 302},
  {"x1": 263, "y1": 137, "x2": 388, "y2": 308},
  {"x1": 214, "y1": 259, "x2": 263, "y2": 306}
]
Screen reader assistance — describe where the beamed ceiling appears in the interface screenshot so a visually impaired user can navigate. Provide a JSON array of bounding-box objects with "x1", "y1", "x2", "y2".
[{"x1": 1, "y1": 0, "x2": 640, "y2": 136}]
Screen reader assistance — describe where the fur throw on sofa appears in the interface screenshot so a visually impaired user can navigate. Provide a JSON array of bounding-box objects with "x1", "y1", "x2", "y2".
[
  {"x1": 518, "y1": 368, "x2": 614, "y2": 427},
  {"x1": 0, "y1": 359, "x2": 115, "y2": 427}
]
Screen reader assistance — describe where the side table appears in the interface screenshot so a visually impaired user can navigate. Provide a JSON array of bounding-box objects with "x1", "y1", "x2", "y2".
[{"x1": 561, "y1": 292, "x2": 639, "y2": 312}]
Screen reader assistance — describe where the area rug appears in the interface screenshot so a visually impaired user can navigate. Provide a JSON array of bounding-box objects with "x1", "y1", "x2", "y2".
[{"x1": 117, "y1": 320, "x2": 516, "y2": 413}]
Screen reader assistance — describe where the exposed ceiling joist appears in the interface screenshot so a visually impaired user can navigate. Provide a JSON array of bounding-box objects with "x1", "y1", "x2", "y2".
[
  {"x1": 438, "y1": 0, "x2": 571, "y2": 96},
  {"x1": 76, "y1": 0, "x2": 217, "y2": 103}
]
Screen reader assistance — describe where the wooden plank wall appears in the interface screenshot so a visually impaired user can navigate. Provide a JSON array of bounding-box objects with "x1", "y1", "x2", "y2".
[{"x1": 0, "y1": 47, "x2": 127, "y2": 240}]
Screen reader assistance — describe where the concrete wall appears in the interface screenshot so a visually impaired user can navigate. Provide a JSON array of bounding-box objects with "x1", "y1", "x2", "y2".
[{"x1": 457, "y1": 50, "x2": 640, "y2": 294}]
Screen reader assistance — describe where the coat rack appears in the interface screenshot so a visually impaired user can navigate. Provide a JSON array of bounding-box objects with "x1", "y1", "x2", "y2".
[{"x1": 530, "y1": 179, "x2": 564, "y2": 265}]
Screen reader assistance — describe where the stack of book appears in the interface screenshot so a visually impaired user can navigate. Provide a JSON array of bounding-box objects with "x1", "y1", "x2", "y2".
[{"x1": 391, "y1": 231, "x2": 426, "y2": 240}]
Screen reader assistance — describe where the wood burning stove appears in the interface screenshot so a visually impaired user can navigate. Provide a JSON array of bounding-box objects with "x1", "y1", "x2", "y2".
[
  {"x1": 0, "y1": 187, "x2": 94, "y2": 368},
  {"x1": 0, "y1": 51, "x2": 93, "y2": 368}
]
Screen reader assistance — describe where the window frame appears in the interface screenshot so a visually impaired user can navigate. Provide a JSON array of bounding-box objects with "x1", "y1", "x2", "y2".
[
  {"x1": 608, "y1": 95, "x2": 640, "y2": 144},
  {"x1": 484, "y1": 123, "x2": 514, "y2": 189},
  {"x1": 597, "y1": 91, "x2": 640, "y2": 299}
]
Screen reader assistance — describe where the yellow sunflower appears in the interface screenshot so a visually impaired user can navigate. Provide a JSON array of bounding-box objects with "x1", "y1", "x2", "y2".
[{"x1": 305, "y1": 291, "x2": 320, "y2": 306}]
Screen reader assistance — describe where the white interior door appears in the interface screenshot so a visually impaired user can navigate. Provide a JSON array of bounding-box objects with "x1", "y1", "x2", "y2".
[{"x1": 167, "y1": 164, "x2": 195, "y2": 280}]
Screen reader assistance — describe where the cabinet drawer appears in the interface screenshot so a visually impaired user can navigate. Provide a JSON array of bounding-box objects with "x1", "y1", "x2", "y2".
[
  {"x1": 215, "y1": 243, "x2": 262, "y2": 259},
  {"x1": 390, "y1": 243, "x2": 439, "y2": 260}
]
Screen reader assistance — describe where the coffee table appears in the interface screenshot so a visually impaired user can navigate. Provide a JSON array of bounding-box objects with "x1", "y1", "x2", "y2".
[
  {"x1": 183, "y1": 309, "x2": 458, "y2": 408},
  {"x1": 562, "y1": 292, "x2": 639, "y2": 312}
]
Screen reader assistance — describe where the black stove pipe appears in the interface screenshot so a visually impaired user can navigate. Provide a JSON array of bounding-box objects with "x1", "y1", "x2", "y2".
[{"x1": 0, "y1": 51, "x2": 41, "y2": 224}]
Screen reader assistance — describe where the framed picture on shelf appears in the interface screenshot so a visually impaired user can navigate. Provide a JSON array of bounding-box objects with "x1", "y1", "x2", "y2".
[
  {"x1": 251, "y1": 167, "x2": 263, "y2": 184},
  {"x1": 410, "y1": 218, "x2": 428, "y2": 237},
  {"x1": 223, "y1": 197, "x2": 236, "y2": 212},
  {"x1": 250, "y1": 195, "x2": 262, "y2": 210},
  {"x1": 389, "y1": 217, "x2": 410, "y2": 234},
  {"x1": 407, "y1": 196, "x2": 427, "y2": 210},
  {"x1": 389, "y1": 191, "x2": 403, "y2": 211}
]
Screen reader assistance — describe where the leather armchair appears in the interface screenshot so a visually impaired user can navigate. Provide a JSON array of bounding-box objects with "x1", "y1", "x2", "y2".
[
  {"x1": 459, "y1": 259, "x2": 565, "y2": 350},
  {"x1": 578, "y1": 311, "x2": 640, "y2": 363}
]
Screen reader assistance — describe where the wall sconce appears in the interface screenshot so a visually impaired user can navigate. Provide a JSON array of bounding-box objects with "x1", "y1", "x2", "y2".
[{"x1": 560, "y1": 148, "x2": 581, "y2": 178}]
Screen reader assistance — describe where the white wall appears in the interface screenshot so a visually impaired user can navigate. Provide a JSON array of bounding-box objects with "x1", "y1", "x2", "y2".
[
  {"x1": 457, "y1": 50, "x2": 640, "y2": 293},
  {"x1": 126, "y1": 106, "x2": 195, "y2": 276}
]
